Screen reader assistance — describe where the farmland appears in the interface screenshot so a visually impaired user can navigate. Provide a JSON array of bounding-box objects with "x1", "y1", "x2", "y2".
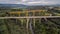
[{"x1": 0, "y1": 6, "x2": 60, "y2": 34}]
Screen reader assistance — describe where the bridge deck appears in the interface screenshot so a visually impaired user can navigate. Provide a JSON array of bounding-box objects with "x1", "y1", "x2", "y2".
[{"x1": 0, "y1": 16, "x2": 60, "y2": 19}]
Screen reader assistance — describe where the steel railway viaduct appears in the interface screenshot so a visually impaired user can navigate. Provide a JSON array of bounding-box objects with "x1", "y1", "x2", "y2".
[{"x1": 0, "y1": 16, "x2": 60, "y2": 19}]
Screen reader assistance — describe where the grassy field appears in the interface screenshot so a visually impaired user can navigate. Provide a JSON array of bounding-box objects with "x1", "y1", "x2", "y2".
[
  {"x1": 0, "y1": 18, "x2": 60, "y2": 34},
  {"x1": 0, "y1": 7, "x2": 60, "y2": 34}
]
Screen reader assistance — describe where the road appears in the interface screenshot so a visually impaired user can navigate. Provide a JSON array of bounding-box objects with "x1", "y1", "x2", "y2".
[{"x1": 0, "y1": 16, "x2": 60, "y2": 19}]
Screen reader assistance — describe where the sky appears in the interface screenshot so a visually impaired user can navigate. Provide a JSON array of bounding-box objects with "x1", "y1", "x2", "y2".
[{"x1": 0, "y1": 0, "x2": 60, "y2": 5}]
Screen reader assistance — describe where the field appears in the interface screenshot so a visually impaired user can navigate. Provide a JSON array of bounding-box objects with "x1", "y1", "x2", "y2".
[
  {"x1": 0, "y1": 6, "x2": 60, "y2": 34},
  {"x1": 0, "y1": 7, "x2": 60, "y2": 17},
  {"x1": 0, "y1": 18, "x2": 60, "y2": 34}
]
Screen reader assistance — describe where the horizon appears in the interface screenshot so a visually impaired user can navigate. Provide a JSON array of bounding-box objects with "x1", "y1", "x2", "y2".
[{"x1": 0, "y1": 0, "x2": 60, "y2": 5}]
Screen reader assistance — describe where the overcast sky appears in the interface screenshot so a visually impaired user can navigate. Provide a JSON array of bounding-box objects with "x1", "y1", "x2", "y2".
[{"x1": 0, "y1": 0, "x2": 60, "y2": 5}]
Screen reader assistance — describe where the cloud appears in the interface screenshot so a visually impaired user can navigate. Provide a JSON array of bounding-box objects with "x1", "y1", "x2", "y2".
[
  {"x1": 19, "y1": 0, "x2": 60, "y2": 5},
  {"x1": 27, "y1": 1, "x2": 49, "y2": 4},
  {"x1": 21, "y1": 0, "x2": 27, "y2": 2}
]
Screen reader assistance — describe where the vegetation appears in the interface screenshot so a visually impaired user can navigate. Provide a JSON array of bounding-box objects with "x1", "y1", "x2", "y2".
[
  {"x1": 0, "y1": 7, "x2": 60, "y2": 34},
  {"x1": 0, "y1": 18, "x2": 60, "y2": 34}
]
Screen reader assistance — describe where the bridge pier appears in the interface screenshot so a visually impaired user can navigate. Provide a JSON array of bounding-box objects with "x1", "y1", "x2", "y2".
[
  {"x1": 33, "y1": 18, "x2": 35, "y2": 28},
  {"x1": 26, "y1": 18, "x2": 29, "y2": 34}
]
